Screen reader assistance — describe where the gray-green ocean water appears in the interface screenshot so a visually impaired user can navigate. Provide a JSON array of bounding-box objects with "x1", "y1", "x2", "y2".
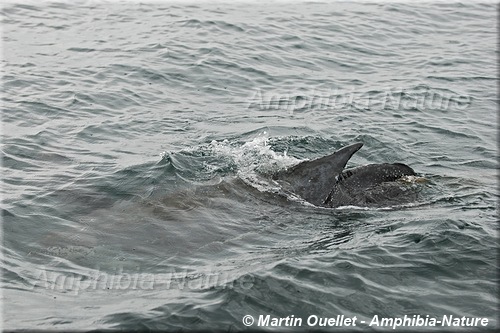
[{"x1": 1, "y1": 1, "x2": 498, "y2": 331}]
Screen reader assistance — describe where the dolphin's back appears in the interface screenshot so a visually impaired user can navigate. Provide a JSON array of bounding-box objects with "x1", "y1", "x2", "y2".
[
  {"x1": 323, "y1": 163, "x2": 417, "y2": 207},
  {"x1": 272, "y1": 143, "x2": 363, "y2": 205},
  {"x1": 272, "y1": 142, "x2": 419, "y2": 208}
]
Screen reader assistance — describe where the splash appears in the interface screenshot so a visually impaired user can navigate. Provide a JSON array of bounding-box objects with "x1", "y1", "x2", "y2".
[
  {"x1": 209, "y1": 132, "x2": 302, "y2": 193},
  {"x1": 399, "y1": 175, "x2": 428, "y2": 184}
]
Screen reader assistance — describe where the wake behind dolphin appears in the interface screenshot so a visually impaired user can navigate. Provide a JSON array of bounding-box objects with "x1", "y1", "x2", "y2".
[{"x1": 273, "y1": 142, "x2": 421, "y2": 208}]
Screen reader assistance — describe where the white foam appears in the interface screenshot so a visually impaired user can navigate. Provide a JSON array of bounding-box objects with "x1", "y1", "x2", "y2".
[{"x1": 208, "y1": 132, "x2": 301, "y2": 194}]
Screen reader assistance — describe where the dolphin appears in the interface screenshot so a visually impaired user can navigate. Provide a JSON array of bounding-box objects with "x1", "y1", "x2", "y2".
[{"x1": 272, "y1": 142, "x2": 419, "y2": 208}]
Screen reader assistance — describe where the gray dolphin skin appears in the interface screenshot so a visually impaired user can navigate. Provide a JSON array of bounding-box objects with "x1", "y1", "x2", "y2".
[{"x1": 273, "y1": 142, "x2": 418, "y2": 208}]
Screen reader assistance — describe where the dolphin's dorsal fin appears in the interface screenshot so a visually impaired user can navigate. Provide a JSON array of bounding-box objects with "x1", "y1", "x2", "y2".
[{"x1": 273, "y1": 142, "x2": 363, "y2": 205}]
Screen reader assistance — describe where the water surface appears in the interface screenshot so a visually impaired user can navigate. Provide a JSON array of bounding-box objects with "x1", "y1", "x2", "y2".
[{"x1": 1, "y1": 1, "x2": 498, "y2": 331}]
